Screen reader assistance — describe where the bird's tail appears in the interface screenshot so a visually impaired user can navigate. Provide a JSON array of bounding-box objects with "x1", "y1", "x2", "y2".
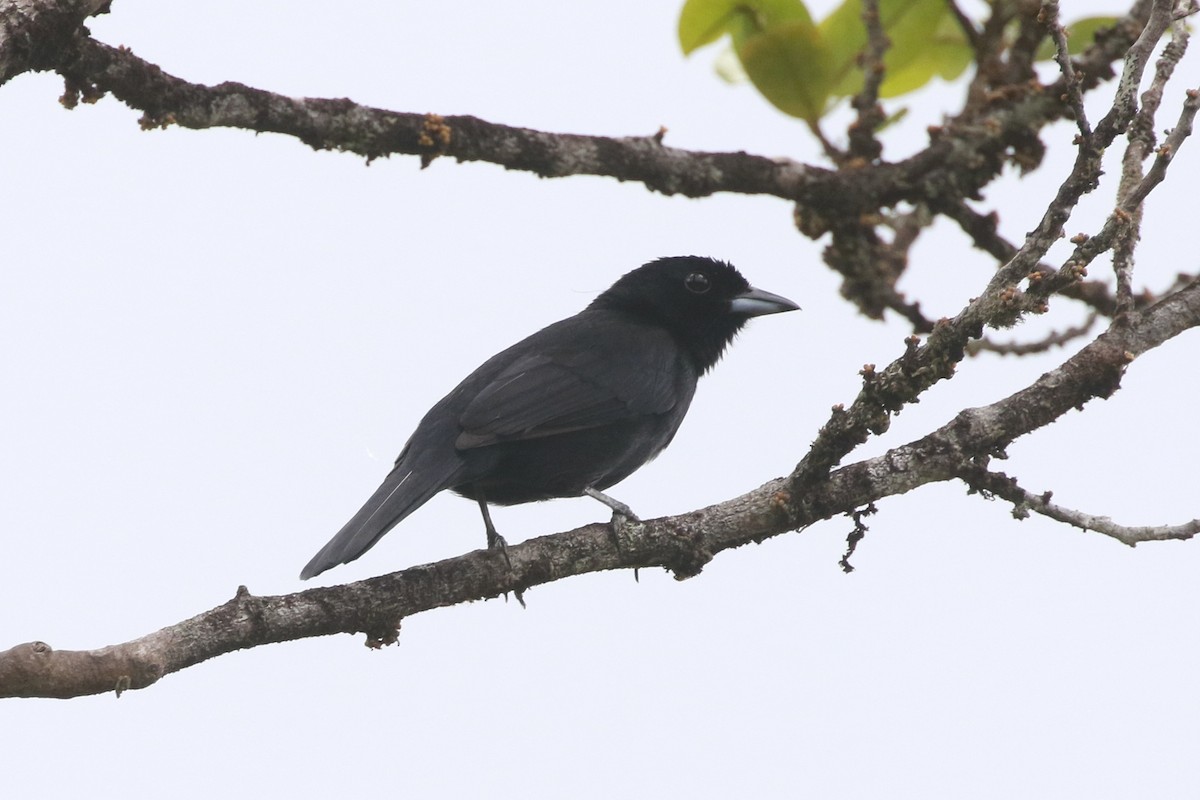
[{"x1": 300, "y1": 463, "x2": 455, "y2": 579}]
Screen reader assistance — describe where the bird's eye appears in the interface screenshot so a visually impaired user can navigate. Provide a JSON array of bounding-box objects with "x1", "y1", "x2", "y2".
[{"x1": 684, "y1": 272, "x2": 711, "y2": 294}]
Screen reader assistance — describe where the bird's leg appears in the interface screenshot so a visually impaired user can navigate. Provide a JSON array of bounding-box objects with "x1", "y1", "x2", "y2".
[
  {"x1": 476, "y1": 496, "x2": 511, "y2": 569},
  {"x1": 583, "y1": 487, "x2": 641, "y2": 521}
]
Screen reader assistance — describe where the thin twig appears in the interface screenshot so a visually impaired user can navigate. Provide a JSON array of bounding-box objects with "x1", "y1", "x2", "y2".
[
  {"x1": 946, "y1": 0, "x2": 982, "y2": 56},
  {"x1": 938, "y1": 198, "x2": 1189, "y2": 317},
  {"x1": 885, "y1": 294, "x2": 936, "y2": 334},
  {"x1": 1118, "y1": 86, "x2": 1200, "y2": 212},
  {"x1": 1114, "y1": 3, "x2": 1193, "y2": 315},
  {"x1": 879, "y1": 206, "x2": 938, "y2": 332},
  {"x1": 961, "y1": 466, "x2": 1200, "y2": 546},
  {"x1": 1043, "y1": 85, "x2": 1200, "y2": 305},
  {"x1": 967, "y1": 313, "x2": 1098, "y2": 356},
  {"x1": 1039, "y1": 0, "x2": 1092, "y2": 138},
  {"x1": 1098, "y1": 0, "x2": 1177, "y2": 143},
  {"x1": 963, "y1": 0, "x2": 1180, "y2": 320},
  {"x1": 808, "y1": 120, "x2": 846, "y2": 164},
  {"x1": 847, "y1": 0, "x2": 889, "y2": 162}
]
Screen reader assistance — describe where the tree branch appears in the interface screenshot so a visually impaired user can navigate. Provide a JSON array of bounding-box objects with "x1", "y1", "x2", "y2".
[
  {"x1": 4, "y1": 274, "x2": 1198, "y2": 700},
  {"x1": 0, "y1": 0, "x2": 107, "y2": 83},
  {"x1": 53, "y1": 35, "x2": 830, "y2": 200},
  {"x1": 41, "y1": 7, "x2": 1141, "y2": 209}
]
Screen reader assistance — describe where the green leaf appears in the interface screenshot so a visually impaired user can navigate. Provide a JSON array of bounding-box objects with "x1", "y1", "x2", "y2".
[
  {"x1": 678, "y1": 0, "x2": 814, "y2": 54},
  {"x1": 679, "y1": 0, "x2": 741, "y2": 54},
  {"x1": 820, "y1": 0, "x2": 959, "y2": 98},
  {"x1": 735, "y1": 0, "x2": 815, "y2": 26},
  {"x1": 877, "y1": 15, "x2": 973, "y2": 97},
  {"x1": 736, "y1": 18, "x2": 833, "y2": 123},
  {"x1": 679, "y1": 0, "x2": 972, "y2": 122},
  {"x1": 1035, "y1": 16, "x2": 1120, "y2": 61}
]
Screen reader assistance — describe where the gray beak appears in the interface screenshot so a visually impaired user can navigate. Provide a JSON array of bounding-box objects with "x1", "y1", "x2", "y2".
[{"x1": 729, "y1": 286, "x2": 801, "y2": 317}]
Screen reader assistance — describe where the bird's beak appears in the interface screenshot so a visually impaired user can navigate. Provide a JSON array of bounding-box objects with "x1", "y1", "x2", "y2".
[{"x1": 729, "y1": 286, "x2": 801, "y2": 317}]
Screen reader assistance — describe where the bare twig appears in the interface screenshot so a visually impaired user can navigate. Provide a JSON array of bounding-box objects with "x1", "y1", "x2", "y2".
[
  {"x1": 809, "y1": 120, "x2": 847, "y2": 164},
  {"x1": 961, "y1": 466, "x2": 1200, "y2": 546},
  {"x1": 885, "y1": 295, "x2": 936, "y2": 333},
  {"x1": 964, "y1": 0, "x2": 1020, "y2": 100},
  {"x1": 1118, "y1": 86, "x2": 1199, "y2": 212},
  {"x1": 847, "y1": 0, "x2": 889, "y2": 162},
  {"x1": 879, "y1": 206, "x2": 938, "y2": 332},
  {"x1": 946, "y1": 0, "x2": 982, "y2": 56},
  {"x1": 1114, "y1": 4, "x2": 1193, "y2": 315},
  {"x1": 967, "y1": 313, "x2": 1098, "y2": 356},
  {"x1": 938, "y1": 198, "x2": 1189, "y2": 317},
  {"x1": 1099, "y1": 0, "x2": 1177, "y2": 143},
  {"x1": 1037, "y1": 85, "x2": 1200, "y2": 306},
  {"x1": 1039, "y1": 0, "x2": 1093, "y2": 138}
]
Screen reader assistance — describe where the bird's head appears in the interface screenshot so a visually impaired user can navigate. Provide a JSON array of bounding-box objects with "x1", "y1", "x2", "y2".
[{"x1": 589, "y1": 256, "x2": 799, "y2": 373}]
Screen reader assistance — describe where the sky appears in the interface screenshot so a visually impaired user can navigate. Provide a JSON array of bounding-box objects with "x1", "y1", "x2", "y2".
[{"x1": 2, "y1": 2, "x2": 1198, "y2": 797}]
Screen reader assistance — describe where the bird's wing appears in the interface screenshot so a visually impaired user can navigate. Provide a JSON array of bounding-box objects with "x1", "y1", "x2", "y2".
[{"x1": 455, "y1": 318, "x2": 683, "y2": 450}]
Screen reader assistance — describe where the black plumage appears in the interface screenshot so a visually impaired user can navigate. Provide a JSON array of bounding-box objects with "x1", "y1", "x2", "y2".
[{"x1": 300, "y1": 256, "x2": 798, "y2": 579}]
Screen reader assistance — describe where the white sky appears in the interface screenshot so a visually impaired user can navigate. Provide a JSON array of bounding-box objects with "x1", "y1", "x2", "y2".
[{"x1": 2, "y1": 2, "x2": 1198, "y2": 797}]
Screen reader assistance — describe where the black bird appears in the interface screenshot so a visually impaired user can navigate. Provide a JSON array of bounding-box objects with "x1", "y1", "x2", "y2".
[{"x1": 300, "y1": 256, "x2": 798, "y2": 579}]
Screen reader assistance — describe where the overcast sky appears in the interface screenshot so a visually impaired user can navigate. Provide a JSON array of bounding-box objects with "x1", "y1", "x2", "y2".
[{"x1": 3, "y1": 2, "x2": 1198, "y2": 797}]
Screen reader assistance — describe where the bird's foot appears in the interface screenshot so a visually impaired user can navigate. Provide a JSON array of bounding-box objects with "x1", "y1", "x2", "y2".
[
  {"x1": 583, "y1": 487, "x2": 641, "y2": 522},
  {"x1": 585, "y1": 487, "x2": 642, "y2": 581},
  {"x1": 480, "y1": 508, "x2": 524, "y2": 607},
  {"x1": 488, "y1": 528, "x2": 513, "y2": 571},
  {"x1": 487, "y1": 535, "x2": 526, "y2": 608}
]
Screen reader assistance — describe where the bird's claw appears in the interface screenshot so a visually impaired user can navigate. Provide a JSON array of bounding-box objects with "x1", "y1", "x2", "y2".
[
  {"x1": 612, "y1": 504, "x2": 641, "y2": 523},
  {"x1": 483, "y1": 515, "x2": 525, "y2": 607},
  {"x1": 488, "y1": 529, "x2": 513, "y2": 571}
]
